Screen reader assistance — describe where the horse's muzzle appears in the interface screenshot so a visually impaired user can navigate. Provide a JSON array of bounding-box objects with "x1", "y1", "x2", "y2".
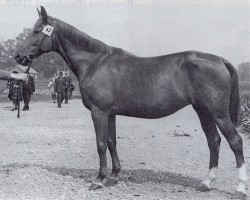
[{"x1": 14, "y1": 53, "x2": 35, "y2": 66}]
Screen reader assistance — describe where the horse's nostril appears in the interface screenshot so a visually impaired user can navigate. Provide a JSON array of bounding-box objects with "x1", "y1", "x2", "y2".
[{"x1": 14, "y1": 53, "x2": 20, "y2": 59}]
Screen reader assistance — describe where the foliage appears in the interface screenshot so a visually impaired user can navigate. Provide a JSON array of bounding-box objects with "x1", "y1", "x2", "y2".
[
  {"x1": 0, "y1": 28, "x2": 74, "y2": 80},
  {"x1": 31, "y1": 52, "x2": 65, "y2": 79},
  {"x1": 238, "y1": 63, "x2": 250, "y2": 133}
]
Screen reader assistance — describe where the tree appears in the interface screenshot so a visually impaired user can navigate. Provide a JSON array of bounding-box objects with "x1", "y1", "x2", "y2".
[
  {"x1": 0, "y1": 41, "x2": 6, "y2": 70},
  {"x1": 1, "y1": 27, "x2": 75, "y2": 79},
  {"x1": 4, "y1": 39, "x2": 17, "y2": 56},
  {"x1": 15, "y1": 28, "x2": 31, "y2": 45}
]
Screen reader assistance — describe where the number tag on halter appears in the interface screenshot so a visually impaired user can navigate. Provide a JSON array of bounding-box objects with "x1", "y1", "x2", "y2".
[{"x1": 42, "y1": 25, "x2": 54, "y2": 36}]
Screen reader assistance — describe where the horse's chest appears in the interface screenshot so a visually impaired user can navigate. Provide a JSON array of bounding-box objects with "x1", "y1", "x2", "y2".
[{"x1": 79, "y1": 87, "x2": 93, "y2": 110}]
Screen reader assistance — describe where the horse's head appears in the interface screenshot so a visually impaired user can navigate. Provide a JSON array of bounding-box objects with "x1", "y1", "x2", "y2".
[{"x1": 15, "y1": 6, "x2": 55, "y2": 66}]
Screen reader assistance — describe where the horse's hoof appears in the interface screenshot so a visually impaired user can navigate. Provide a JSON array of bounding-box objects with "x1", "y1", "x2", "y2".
[
  {"x1": 230, "y1": 191, "x2": 247, "y2": 200},
  {"x1": 102, "y1": 176, "x2": 118, "y2": 187},
  {"x1": 197, "y1": 183, "x2": 211, "y2": 192},
  {"x1": 88, "y1": 182, "x2": 103, "y2": 191}
]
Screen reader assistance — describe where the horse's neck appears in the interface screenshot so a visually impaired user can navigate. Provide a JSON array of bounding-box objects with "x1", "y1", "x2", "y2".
[
  {"x1": 55, "y1": 21, "x2": 110, "y2": 79},
  {"x1": 54, "y1": 20, "x2": 135, "y2": 80}
]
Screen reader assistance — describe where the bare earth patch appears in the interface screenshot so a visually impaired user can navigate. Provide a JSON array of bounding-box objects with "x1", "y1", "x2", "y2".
[{"x1": 0, "y1": 99, "x2": 249, "y2": 200}]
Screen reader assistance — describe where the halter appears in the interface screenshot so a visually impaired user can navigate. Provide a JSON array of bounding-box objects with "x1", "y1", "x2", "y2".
[
  {"x1": 45, "y1": 20, "x2": 71, "y2": 68},
  {"x1": 27, "y1": 22, "x2": 71, "y2": 68},
  {"x1": 34, "y1": 24, "x2": 54, "y2": 57}
]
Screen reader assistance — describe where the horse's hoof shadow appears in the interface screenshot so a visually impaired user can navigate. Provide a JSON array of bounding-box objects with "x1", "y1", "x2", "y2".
[
  {"x1": 88, "y1": 182, "x2": 102, "y2": 191},
  {"x1": 196, "y1": 183, "x2": 211, "y2": 192},
  {"x1": 102, "y1": 176, "x2": 118, "y2": 187},
  {"x1": 230, "y1": 191, "x2": 247, "y2": 200}
]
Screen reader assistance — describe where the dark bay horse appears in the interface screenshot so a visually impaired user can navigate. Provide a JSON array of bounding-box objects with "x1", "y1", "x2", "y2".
[{"x1": 15, "y1": 7, "x2": 248, "y2": 198}]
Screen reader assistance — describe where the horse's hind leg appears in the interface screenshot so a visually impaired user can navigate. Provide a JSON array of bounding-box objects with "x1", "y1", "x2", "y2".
[
  {"x1": 213, "y1": 112, "x2": 248, "y2": 198},
  {"x1": 193, "y1": 106, "x2": 221, "y2": 191},
  {"x1": 102, "y1": 115, "x2": 121, "y2": 187}
]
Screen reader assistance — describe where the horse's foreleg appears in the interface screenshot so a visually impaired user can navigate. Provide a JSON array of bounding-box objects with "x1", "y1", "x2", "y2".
[
  {"x1": 103, "y1": 115, "x2": 121, "y2": 187},
  {"x1": 89, "y1": 107, "x2": 109, "y2": 190},
  {"x1": 193, "y1": 106, "x2": 221, "y2": 191},
  {"x1": 214, "y1": 114, "x2": 248, "y2": 199}
]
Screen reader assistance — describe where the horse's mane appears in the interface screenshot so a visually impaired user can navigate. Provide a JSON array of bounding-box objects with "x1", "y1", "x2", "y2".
[
  {"x1": 50, "y1": 16, "x2": 134, "y2": 57},
  {"x1": 53, "y1": 17, "x2": 109, "y2": 53}
]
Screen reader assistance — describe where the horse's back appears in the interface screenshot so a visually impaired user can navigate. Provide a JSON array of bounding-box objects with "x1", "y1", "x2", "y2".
[{"x1": 83, "y1": 51, "x2": 232, "y2": 118}]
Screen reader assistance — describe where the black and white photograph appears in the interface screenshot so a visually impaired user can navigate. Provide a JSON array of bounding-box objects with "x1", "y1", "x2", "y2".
[{"x1": 0, "y1": 0, "x2": 249, "y2": 199}]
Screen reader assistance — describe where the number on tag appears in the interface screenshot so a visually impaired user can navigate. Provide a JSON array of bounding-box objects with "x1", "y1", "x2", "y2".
[{"x1": 42, "y1": 25, "x2": 54, "y2": 36}]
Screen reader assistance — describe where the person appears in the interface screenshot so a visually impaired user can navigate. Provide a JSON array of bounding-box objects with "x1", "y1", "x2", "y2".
[
  {"x1": 48, "y1": 73, "x2": 57, "y2": 103},
  {"x1": 52, "y1": 73, "x2": 57, "y2": 82},
  {"x1": 69, "y1": 81, "x2": 74, "y2": 100},
  {"x1": 4, "y1": 70, "x2": 27, "y2": 111},
  {"x1": 54, "y1": 71, "x2": 66, "y2": 108},
  {"x1": 7, "y1": 71, "x2": 22, "y2": 111},
  {"x1": 63, "y1": 72, "x2": 72, "y2": 104},
  {"x1": 22, "y1": 74, "x2": 35, "y2": 111}
]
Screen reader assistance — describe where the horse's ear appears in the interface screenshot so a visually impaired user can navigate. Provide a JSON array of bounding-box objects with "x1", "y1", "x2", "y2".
[
  {"x1": 40, "y1": 6, "x2": 48, "y2": 24},
  {"x1": 37, "y1": 8, "x2": 41, "y2": 17}
]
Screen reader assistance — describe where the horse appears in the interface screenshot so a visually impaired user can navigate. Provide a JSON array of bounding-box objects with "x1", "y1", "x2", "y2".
[{"x1": 14, "y1": 6, "x2": 248, "y2": 198}]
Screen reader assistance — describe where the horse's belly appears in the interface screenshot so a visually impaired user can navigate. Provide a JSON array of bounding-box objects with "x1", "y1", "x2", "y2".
[{"x1": 116, "y1": 99, "x2": 189, "y2": 119}]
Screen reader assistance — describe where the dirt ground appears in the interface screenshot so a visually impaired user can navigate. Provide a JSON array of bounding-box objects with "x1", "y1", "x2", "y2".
[{"x1": 0, "y1": 98, "x2": 249, "y2": 200}]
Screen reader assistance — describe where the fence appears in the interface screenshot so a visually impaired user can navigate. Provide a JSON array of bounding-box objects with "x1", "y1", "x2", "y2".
[{"x1": 34, "y1": 81, "x2": 79, "y2": 92}]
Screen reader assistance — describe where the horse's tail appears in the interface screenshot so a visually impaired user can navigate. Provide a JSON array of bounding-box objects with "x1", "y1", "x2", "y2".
[{"x1": 223, "y1": 59, "x2": 240, "y2": 127}]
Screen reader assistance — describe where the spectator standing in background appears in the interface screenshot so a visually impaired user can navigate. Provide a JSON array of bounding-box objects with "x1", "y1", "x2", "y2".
[
  {"x1": 7, "y1": 72, "x2": 20, "y2": 111},
  {"x1": 48, "y1": 73, "x2": 57, "y2": 103},
  {"x1": 69, "y1": 81, "x2": 74, "y2": 100},
  {"x1": 0, "y1": 68, "x2": 27, "y2": 111},
  {"x1": 63, "y1": 72, "x2": 72, "y2": 104},
  {"x1": 22, "y1": 74, "x2": 35, "y2": 111},
  {"x1": 54, "y1": 71, "x2": 66, "y2": 108}
]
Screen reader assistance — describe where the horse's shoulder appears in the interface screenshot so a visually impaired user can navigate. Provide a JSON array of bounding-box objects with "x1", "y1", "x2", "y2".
[{"x1": 100, "y1": 53, "x2": 132, "y2": 68}]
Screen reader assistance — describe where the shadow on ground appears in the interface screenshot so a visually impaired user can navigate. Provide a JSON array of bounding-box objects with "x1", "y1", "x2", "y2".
[
  {"x1": 0, "y1": 163, "x2": 235, "y2": 198},
  {"x1": 0, "y1": 163, "x2": 202, "y2": 189}
]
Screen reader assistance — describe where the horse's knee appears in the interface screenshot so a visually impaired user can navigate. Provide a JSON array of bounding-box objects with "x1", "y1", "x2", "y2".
[
  {"x1": 107, "y1": 137, "x2": 114, "y2": 145},
  {"x1": 107, "y1": 138, "x2": 117, "y2": 151},
  {"x1": 97, "y1": 142, "x2": 107, "y2": 155}
]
